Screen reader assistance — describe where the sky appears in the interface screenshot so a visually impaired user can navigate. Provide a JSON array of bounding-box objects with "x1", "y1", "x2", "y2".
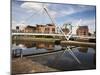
[{"x1": 12, "y1": 0, "x2": 96, "y2": 34}]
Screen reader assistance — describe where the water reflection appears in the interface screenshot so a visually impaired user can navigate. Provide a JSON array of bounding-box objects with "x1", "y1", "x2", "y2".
[
  {"x1": 78, "y1": 47, "x2": 88, "y2": 53},
  {"x1": 93, "y1": 53, "x2": 96, "y2": 65},
  {"x1": 36, "y1": 42, "x2": 54, "y2": 50},
  {"x1": 13, "y1": 40, "x2": 54, "y2": 50},
  {"x1": 12, "y1": 40, "x2": 96, "y2": 71}
]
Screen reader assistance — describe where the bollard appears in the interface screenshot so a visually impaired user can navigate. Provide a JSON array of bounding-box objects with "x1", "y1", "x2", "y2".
[{"x1": 20, "y1": 49, "x2": 23, "y2": 59}]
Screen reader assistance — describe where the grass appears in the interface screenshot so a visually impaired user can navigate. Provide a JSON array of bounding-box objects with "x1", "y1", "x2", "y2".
[{"x1": 13, "y1": 37, "x2": 60, "y2": 43}]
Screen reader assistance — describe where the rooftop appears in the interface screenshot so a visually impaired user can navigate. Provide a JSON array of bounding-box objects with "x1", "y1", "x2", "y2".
[
  {"x1": 25, "y1": 25, "x2": 36, "y2": 29},
  {"x1": 78, "y1": 26, "x2": 88, "y2": 29}
]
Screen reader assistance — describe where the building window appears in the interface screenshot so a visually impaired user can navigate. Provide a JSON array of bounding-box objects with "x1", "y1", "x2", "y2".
[
  {"x1": 52, "y1": 28, "x2": 55, "y2": 31},
  {"x1": 84, "y1": 31, "x2": 86, "y2": 35}
]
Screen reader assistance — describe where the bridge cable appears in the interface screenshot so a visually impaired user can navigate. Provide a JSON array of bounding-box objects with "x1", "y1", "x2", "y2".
[{"x1": 43, "y1": 6, "x2": 81, "y2": 64}]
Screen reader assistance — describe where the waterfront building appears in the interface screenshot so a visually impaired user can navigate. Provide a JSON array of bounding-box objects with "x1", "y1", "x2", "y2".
[
  {"x1": 36, "y1": 24, "x2": 55, "y2": 33},
  {"x1": 36, "y1": 24, "x2": 46, "y2": 33},
  {"x1": 76, "y1": 26, "x2": 89, "y2": 36},
  {"x1": 45, "y1": 24, "x2": 55, "y2": 34},
  {"x1": 23, "y1": 25, "x2": 36, "y2": 33}
]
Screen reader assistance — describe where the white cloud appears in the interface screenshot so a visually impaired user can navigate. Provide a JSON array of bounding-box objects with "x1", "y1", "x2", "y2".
[
  {"x1": 48, "y1": 10, "x2": 57, "y2": 18},
  {"x1": 20, "y1": 2, "x2": 50, "y2": 13},
  {"x1": 20, "y1": 2, "x2": 76, "y2": 18},
  {"x1": 21, "y1": 2, "x2": 42, "y2": 11},
  {"x1": 81, "y1": 19, "x2": 96, "y2": 33},
  {"x1": 47, "y1": 7, "x2": 75, "y2": 19},
  {"x1": 81, "y1": 19, "x2": 95, "y2": 26},
  {"x1": 20, "y1": 2, "x2": 95, "y2": 20},
  {"x1": 60, "y1": 9, "x2": 74, "y2": 16},
  {"x1": 48, "y1": 5, "x2": 94, "y2": 18}
]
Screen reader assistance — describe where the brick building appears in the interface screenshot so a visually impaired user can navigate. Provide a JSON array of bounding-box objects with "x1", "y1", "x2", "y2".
[
  {"x1": 45, "y1": 24, "x2": 55, "y2": 33},
  {"x1": 36, "y1": 24, "x2": 55, "y2": 33},
  {"x1": 36, "y1": 24, "x2": 46, "y2": 33},
  {"x1": 23, "y1": 25, "x2": 36, "y2": 33},
  {"x1": 76, "y1": 26, "x2": 89, "y2": 36},
  {"x1": 15, "y1": 24, "x2": 55, "y2": 33}
]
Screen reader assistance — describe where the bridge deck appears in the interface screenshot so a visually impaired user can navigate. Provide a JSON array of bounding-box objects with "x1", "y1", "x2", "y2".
[{"x1": 12, "y1": 33, "x2": 96, "y2": 39}]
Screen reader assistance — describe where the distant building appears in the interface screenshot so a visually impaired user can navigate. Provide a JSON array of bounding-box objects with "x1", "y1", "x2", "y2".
[
  {"x1": 36, "y1": 24, "x2": 46, "y2": 33},
  {"x1": 23, "y1": 25, "x2": 36, "y2": 33},
  {"x1": 62, "y1": 28, "x2": 69, "y2": 35},
  {"x1": 14, "y1": 24, "x2": 55, "y2": 33},
  {"x1": 36, "y1": 24, "x2": 55, "y2": 33},
  {"x1": 45, "y1": 24, "x2": 55, "y2": 33},
  {"x1": 76, "y1": 26, "x2": 89, "y2": 36}
]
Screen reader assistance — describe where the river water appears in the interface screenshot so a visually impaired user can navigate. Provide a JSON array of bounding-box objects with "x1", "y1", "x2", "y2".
[{"x1": 12, "y1": 40, "x2": 96, "y2": 71}]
